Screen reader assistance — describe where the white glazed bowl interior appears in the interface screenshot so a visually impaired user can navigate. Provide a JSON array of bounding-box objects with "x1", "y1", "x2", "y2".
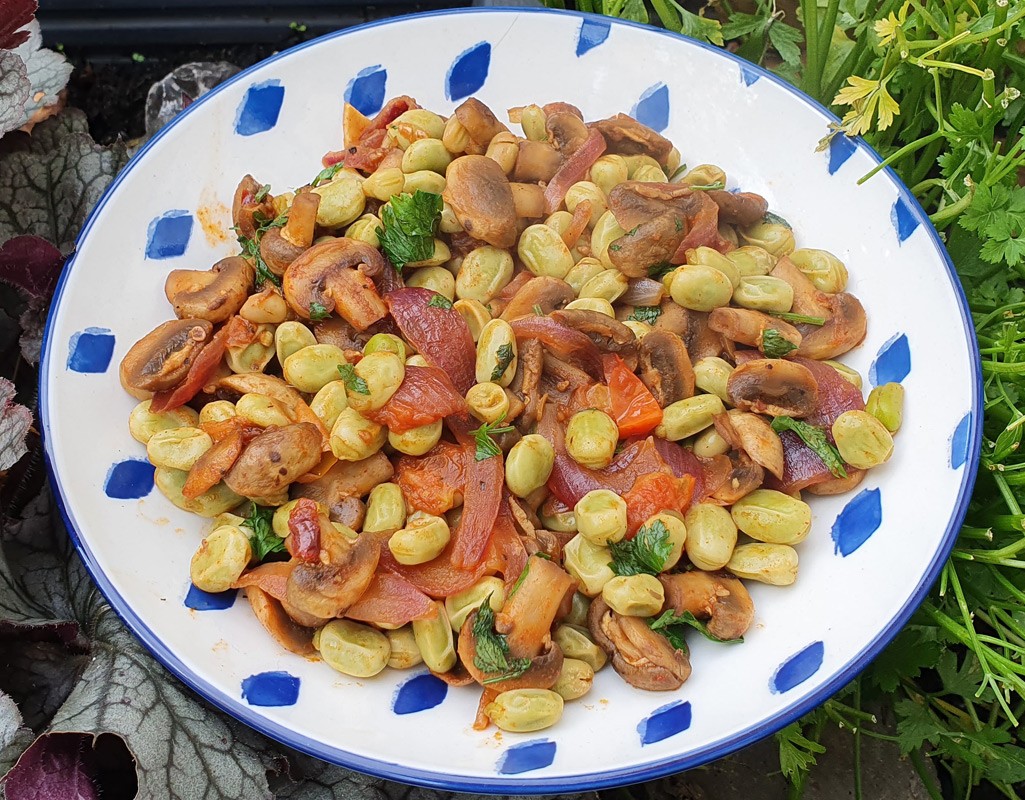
[{"x1": 41, "y1": 9, "x2": 980, "y2": 793}]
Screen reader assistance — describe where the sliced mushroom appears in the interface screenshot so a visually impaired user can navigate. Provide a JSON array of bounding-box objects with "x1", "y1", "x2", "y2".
[
  {"x1": 719, "y1": 409, "x2": 784, "y2": 479},
  {"x1": 542, "y1": 353, "x2": 592, "y2": 394},
  {"x1": 443, "y1": 155, "x2": 518, "y2": 249},
  {"x1": 659, "y1": 571, "x2": 754, "y2": 641},
  {"x1": 243, "y1": 586, "x2": 315, "y2": 655},
  {"x1": 592, "y1": 114, "x2": 673, "y2": 163},
  {"x1": 312, "y1": 316, "x2": 373, "y2": 351},
  {"x1": 707, "y1": 190, "x2": 768, "y2": 227},
  {"x1": 164, "y1": 257, "x2": 254, "y2": 324},
  {"x1": 588, "y1": 597, "x2": 691, "y2": 690},
  {"x1": 805, "y1": 467, "x2": 866, "y2": 495},
  {"x1": 232, "y1": 174, "x2": 275, "y2": 239},
  {"x1": 500, "y1": 276, "x2": 576, "y2": 322},
  {"x1": 293, "y1": 452, "x2": 394, "y2": 522},
  {"x1": 223, "y1": 423, "x2": 323, "y2": 498},
  {"x1": 513, "y1": 140, "x2": 562, "y2": 183},
  {"x1": 638, "y1": 329, "x2": 694, "y2": 406},
  {"x1": 770, "y1": 256, "x2": 831, "y2": 319},
  {"x1": 652, "y1": 298, "x2": 690, "y2": 337},
  {"x1": 260, "y1": 191, "x2": 321, "y2": 275},
  {"x1": 454, "y1": 98, "x2": 509, "y2": 153},
  {"x1": 282, "y1": 238, "x2": 388, "y2": 330},
  {"x1": 216, "y1": 372, "x2": 329, "y2": 441},
  {"x1": 710, "y1": 451, "x2": 765, "y2": 504},
  {"x1": 285, "y1": 532, "x2": 381, "y2": 619},
  {"x1": 796, "y1": 292, "x2": 868, "y2": 360},
  {"x1": 509, "y1": 182, "x2": 546, "y2": 219},
  {"x1": 546, "y1": 111, "x2": 589, "y2": 155},
  {"x1": 708, "y1": 307, "x2": 802, "y2": 351},
  {"x1": 509, "y1": 337, "x2": 544, "y2": 430},
  {"x1": 549, "y1": 308, "x2": 637, "y2": 362},
  {"x1": 727, "y1": 359, "x2": 819, "y2": 417},
  {"x1": 120, "y1": 318, "x2": 213, "y2": 398}
]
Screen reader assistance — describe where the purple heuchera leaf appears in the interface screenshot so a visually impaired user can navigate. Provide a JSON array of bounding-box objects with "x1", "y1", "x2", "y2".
[
  {"x1": 2, "y1": 732, "x2": 100, "y2": 800},
  {"x1": 0, "y1": 0, "x2": 37, "y2": 51},
  {"x1": 0, "y1": 235, "x2": 64, "y2": 299}
]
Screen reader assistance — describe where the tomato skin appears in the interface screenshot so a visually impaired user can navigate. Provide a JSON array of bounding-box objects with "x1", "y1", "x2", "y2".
[
  {"x1": 623, "y1": 471, "x2": 696, "y2": 537},
  {"x1": 603, "y1": 354, "x2": 663, "y2": 438},
  {"x1": 345, "y1": 572, "x2": 438, "y2": 626},
  {"x1": 395, "y1": 441, "x2": 467, "y2": 516},
  {"x1": 365, "y1": 366, "x2": 467, "y2": 433},
  {"x1": 286, "y1": 498, "x2": 321, "y2": 562},
  {"x1": 387, "y1": 288, "x2": 477, "y2": 394},
  {"x1": 149, "y1": 324, "x2": 230, "y2": 412}
]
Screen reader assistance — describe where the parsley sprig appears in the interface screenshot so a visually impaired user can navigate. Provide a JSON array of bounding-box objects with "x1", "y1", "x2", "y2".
[
  {"x1": 309, "y1": 302, "x2": 330, "y2": 321},
  {"x1": 771, "y1": 416, "x2": 847, "y2": 479},
  {"x1": 337, "y1": 363, "x2": 369, "y2": 395},
  {"x1": 241, "y1": 503, "x2": 286, "y2": 562},
  {"x1": 609, "y1": 519, "x2": 672, "y2": 576},
  {"x1": 760, "y1": 329, "x2": 798, "y2": 358},
  {"x1": 377, "y1": 190, "x2": 443, "y2": 271},
  {"x1": 628, "y1": 306, "x2": 662, "y2": 325},
  {"x1": 770, "y1": 311, "x2": 826, "y2": 326},
  {"x1": 470, "y1": 415, "x2": 514, "y2": 461},
  {"x1": 472, "y1": 597, "x2": 531, "y2": 684},
  {"x1": 490, "y1": 343, "x2": 515, "y2": 382}
]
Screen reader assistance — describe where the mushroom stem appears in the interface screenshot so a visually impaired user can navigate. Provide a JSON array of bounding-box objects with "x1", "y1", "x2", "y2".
[
  {"x1": 497, "y1": 555, "x2": 575, "y2": 659},
  {"x1": 282, "y1": 190, "x2": 320, "y2": 248}
]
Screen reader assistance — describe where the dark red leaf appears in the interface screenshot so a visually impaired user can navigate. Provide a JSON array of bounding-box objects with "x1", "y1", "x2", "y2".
[
  {"x1": 0, "y1": 235, "x2": 64, "y2": 300},
  {"x1": 0, "y1": 0, "x2": 37, "y2": 51},
  {"x1": 3, "y1": 731, "x2": 138, "y2": 800}
]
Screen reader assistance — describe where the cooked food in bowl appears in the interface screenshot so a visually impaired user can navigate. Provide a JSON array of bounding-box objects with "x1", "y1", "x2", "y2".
[{"x1": 119, "y1": 94, "x2": 902, "y2": 733}]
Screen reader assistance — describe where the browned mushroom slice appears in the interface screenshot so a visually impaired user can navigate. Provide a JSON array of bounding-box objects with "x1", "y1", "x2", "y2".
[
  {"x1": 454, "y1": 98, "x2": 509, "y2": 153},
  {"x1": 497, "y1": 555, "x2": 575, "y2": 658},
  {"x1": 770, "y1": 256, "x2": 831, "y2": 319},
  {"x1": 707, "y1": 190, "x2": 768, "y2": 227},
  {"x1": 509, "y1": 337, "x2": 544, "y2": 430},
  {"x1": 282, "y1": 238, "x2": 388, "y2": 330},
  {"x1": 659, "y1": 571, "x2": 754, "y2": 641},
  {"x1": 243, "y1": 586, "x2": 315, "y2": 655},
  {"x1": 720, "y1": 409, "x2": 784, "y2": 479},
  {"x1": 546, "y1": 111, "x2": 589, "y2": 155},
  {"x1": 549, "y1": 308, "x2": 637, "y2": 362},
  {"x1": 652, "y1": 298, "x2": 690, "y2": 337},
  {"x1": 592, "y1": 114, "x2": 673, "y2": 163},
  {"x1": 796, "y1": 292, "x2": 868, "y2": 360},
  {"x1": 293, "y1": 452, "x2": 394, "y2": 522},
  {"x1": 458, "y1": 611, "x2": 564, "y2": 691},
  {"x1": 164, "y1": 257, "x2": 254, "y2": 324},
  {"x1": 119, "y1": 318, "x2": 213, "y2": 398},
  {"x1": 499, "y1": 276, "x2": 576, "y2": 322},
  {"x1": 588, "y1": 597, "x2": 691, "y2": 691},
  {"x1": 232, "y1": 174, "x2": 276, "y2": 239},
  {"x1": 509, "y1": 182, "x2": 546, "y2": 220},
  {"x1": 708, "y1": 307, "x2": 802, "y2": 351},
  {"x1": 223, "y1": 423, "x2": 323, "y2": 499},
  {"x1": 710, "y1": 451, "x2": 765, "y2": 505},
  {"x1": 727, "y1": 359, "x2": 819, "y2": 417},
  {"x1": 805, "y1": 467, "x2": 866, "y2": 495},
  {"x1": 443, "y1": 155, "x2": 518, "y2": 248},
  {"x1": 512, "y1": 140, "x2": 562, "y2": 183},
  {"x1": 285, "y1": 533, "x2": 381, "y2": 620},
  {"x1": 260, "y1": 191, "x2": 321, "y2": 275},
  {"x1": 542, "y1": 353, "x2": 592, "y2": 395},
  {"x1": 638, "y1": 329, "x2": 694, "y2": 406}
]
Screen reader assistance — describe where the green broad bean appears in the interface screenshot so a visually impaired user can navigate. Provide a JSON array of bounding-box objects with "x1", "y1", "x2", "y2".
[
  {"x1": 452, "y1": 298, "x2": 491, "y2": 342},
  {"x1": 282, "y1": 343, "x2": 348, "y2": 393},
  {"x1": 656, "y1": 394, "x2": 725, "y2": 441},
  {"x1": 866, "y1": 382, "x2": 904, "y2": 433},
  {"x1": 312, "y1": 177, "x2": 366, "y2": 228},
  {"x1": 686, "y1": 246, "x2": 741, "y2": 288},
  {"x1": 832, "y1": 410, "x2": 894, "y2": 469},
  {"x1": 565, "y1": 257, "x2": 605, "y2": 294},
  {"x1": 485, "y1": 689, "x2": 564, "y2": 733},
  {"x1": 589, "y1": 154, "x2": 629, "y2": 197},
  {"x1": 362, "y1": 167, "x2": 406, "y2": 201},
  {"x1": 732, "y1": 276, "x2": 795, "y2": 313},
  {"x1": 590, "y1": 210, "x2": 627, "y2": 271},
  {"x1": 562, "y1": 534, "x2": 614, "y2": 597},
  {"x1": 346, "y1": 352, "x2": 405, "y2": 413},
  {"x1": 389, "y1": 109, "x2": 446, "y2": 147},
  {"x1": 315, "y1": 620, "x2": 390, "y2": 678},
  {"x1": 669, "y1": 264, "x2": 734, "y2": 311},
  {"x1": 601, "y1": 574, "x2": 665, "y2": 617},
  {"x1": 692, "y1": 357, "x2": 734, "y2": 402},
  {"x1": 363, "y1": 483, "x2": 407, "y2": 533},
  {"x1": 726, "y1": 245, "x2": 777, "y2": 276},
  {"x1": 465, "y1": 381, "x2": 510, "y2": 425},
  {"x1": 740, "y1": 219, "x2": 796, "y2": 257},
  {"x1": 274, "y1": 321, "x2": 317, "y2": 366},
  {"x1": 198, "y1": 400, "x2": 236, "y2": 425},
  {"x1": 519, "y1": 224, "x2": 574, "y2": 279},
  {"x1": 552, "y1": 658, "x2": 594, "y2": 701},
  {"x1": 364, "y1": 333, "x2": 408, "y2": 360},
  {"x1": 190, "y1": 525, "x2": 252, "y2": 593},
  {"x1": 388, "y1": 514, "x2": 451, "y2": 565},
  {"x1": 574, "y1": 489, "x2": 628, "y2": 546},
  {"x1": 154, "y1": 467, "x2": 242, "y2": 517},
  {"x1": 730, "y1": 489, "x2": 812, "y2": 545},
  {"x1": 330, "y1": 408, "x2": 387, "y2": 461},
  {"x1": 505, "y1": 434, "x2": 556, "y2": 498},
  {"x1": 235, "y1": 393, "x2": 291, "y2": 428},
  {"x1": 825, "y1": 360, "x2": 863, "y2": 390},
  {"x1": 564, "y1": 181, "x2": 607, "y2": 227},
  {"x1": 553, "y1": 624, "x2": 607, "y2": 672},
  {"x1": 728, "y1": 542, "x2": 798, "y2": 585},
  {"x1": 128, "y1": 400, "x2": 199, "y2": 444},
  {"x1": 412, "y1": 602, "x2": 457, "y2": 673},
  {"x1": 406, "y1": 266, "x2": 456, "y2": 300},
  {"x1": 579, "y1": 269, "x2": 629, "y2": 303},
  {"x1": 445, "y1": 576, "x2": 505, "y2": 632},
  {"x1": 386, "y1": 626, "x2": 424, "y2": 669},
  {"x1": 566, "y1": 409, "x2": 619, "y2": 469},
  {"x1": 693, "y1": 426, "x2": 730, "y2": 457},
  {"x1": 401, "y1": 138, "x2": 452, "y2": 174},
  {"x1": 476, "y1": 319, "x2": 518, "y2": 387},
  {"x1": 790, "y1": 248, "x2": 849, "y2": 293},
  {"x1": 147, "y1": 426, "x2": 212, "y2": 471},
  {"x1": 309, "y1": 381, "x2": 349, "y2": 429},
  {"x1": 565, "y1": 297, "x2": 615, "y2": 317},
  {"x1": 684, "y1": 503, "x2": 738, "y2": 571},
  {"x1": 456, "y1": 246, "x2": 514, "y2": 303},
  {"x1": 388, "y1": 419, "x2": 443, "y2": 456}
]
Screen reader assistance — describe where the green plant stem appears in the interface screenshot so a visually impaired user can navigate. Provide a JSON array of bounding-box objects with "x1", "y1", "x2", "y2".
[{"x1": 910, "y1": 748, "x2": 945, "y2": 800}]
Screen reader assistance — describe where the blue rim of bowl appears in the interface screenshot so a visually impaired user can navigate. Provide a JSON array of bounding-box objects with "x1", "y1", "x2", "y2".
[{"x1": 39, "y1": 7, "x2": 983, "y2": 793}]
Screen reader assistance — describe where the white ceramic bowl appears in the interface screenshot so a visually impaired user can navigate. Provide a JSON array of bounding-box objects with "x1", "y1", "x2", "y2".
[{"x1": 41, "y1": 8, "x2": 981, "y2": 792}]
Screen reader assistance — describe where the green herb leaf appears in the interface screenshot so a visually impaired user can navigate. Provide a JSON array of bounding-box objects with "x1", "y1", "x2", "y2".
[
  {"x1": 647, "y1": 610, "x2": 689, "y2": 653},
  {"x1": 668, "y1": 163, "x2": 689, "y2": 182},
  {"x1": 760, "y1": 329, "x2": 798, "y2": 358},
  {"x1": 609, "y1": 519, "x2": 673, "y2": 576},
  {"x1": 686, "y1": 181, "x2": 726, "y2": 191},
  {"x1": 532, "y1": 304, "x2": 544, "y2": 316},
  {"x1": 676, "y1": 7, "x2": 724, "y2": 46},
  {"x1": 608, "y1": 243, "x2": 622, "y2": 252},
  {"x1": 427, "y1": 293, "x2": 453, "y2": 310},
  {"x1": 337, "y1": 363, "x2": 369, "y2": 395},
  {"x1": 762, "y1": 211, "x2": 792, "y2": 229},
  {"x1": 241, "y1": 504, "x2": 285, "y2": 562},
  {"x1": 491, "y1": 343, "x2": 515, "y2": 382},
  {"x1": 508, "y1": 562, "x2": 530, "y2": 598},
  {"x1": 237, "y1": 232, "x2": 281, "y2": 288},
  {"x1": 649, "y1": 609, "x2": 744, "y2": 644},
  {"x1": 311, "y1": 162, "x2": 345, "y2": 187},
  {"x1": 470, "y1": 416, "x2": 514, "y2": 461},
  {"x1": 648, "y1": 261, "x2": 675, "y2": 280},
  {"x1": 254, "y1": 184, "x2": 271, "y2": 203},
  {"x1": 377, "y1": 190, "x2": 443, "y2": 270},
  {"x1": 770, "y1": 311, "x2": 827, "y2": 326},
  {"x1": 628, "y1": 306, "x2": 663, "y2": 325},
  {"x1": 472, "y1": 597, "x2": 531, "y2": 684},
  {"x1": 771, "y1": 416, "x2": 847, "y2": 479},
  {"x1": 777, "y1": 722, "x2": 826, "y2": 783},
  {"x1": 309, "y1": 301, "x2": 330, "y2": 321}
]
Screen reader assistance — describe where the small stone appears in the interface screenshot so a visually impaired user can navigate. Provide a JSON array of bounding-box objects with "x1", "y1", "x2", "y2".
[{"x1": 144, "y1": 61, "x2": 240, "y2": 138}]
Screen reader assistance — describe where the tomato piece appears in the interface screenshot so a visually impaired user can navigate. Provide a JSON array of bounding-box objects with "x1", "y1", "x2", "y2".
[
  {"x1": 395, "y1": 441, "x2": 467, "y2": 516},
  {"x1": 224, "y1": 315, "x2": 257, "y2": 348},
  {"x1": 387, "y1": 288, "x2": 477, "y2": 394},
  {"x1": 286, "y1": 498, "x2": 321, "y2": 562},
  {"x1": 450, "y1": 444, "x2": 504, "y2": 570},
  {"x1": 365, "y1": 366, "x2": 468, "y2": 433},
  {"x1": 623, "y1": 471, "x2": 695, "y2": 537},
  {"x1": 149, "y1": 324, "x2": 230, "y2": 412},
  {"x1": 603, "y1": 354, "x2": 663, "y2": 438},
  {"x1": 182, "y1": 425, "x2": 244, "y2": 499},
  {"x1": 345, "y1": 572, "x2": 438, "y2": 626}
]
